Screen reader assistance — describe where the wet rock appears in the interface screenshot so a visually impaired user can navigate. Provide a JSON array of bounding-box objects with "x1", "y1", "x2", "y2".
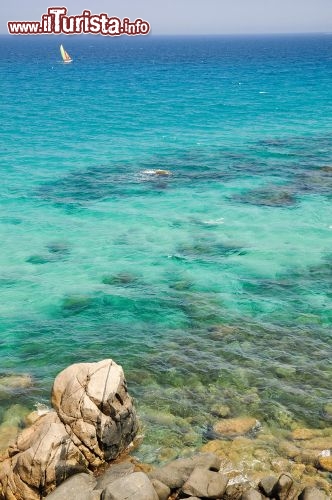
[
  {"x1": 95, "y1": 462, "x2": 135, "y2": 490},
  {"x1": 225, "y1": 483, "x2": 250, "y2": 500},
  {"x1": 148, "y1": 452, "x2": 221, "y2": 489},
  {"x1": 2, "y1": 404, "x2": 29, "y2": 427},
  {"x1": 241, "y1": 488, "x2": 263, "y2": 500},
  {"x1": 274, "y1": 473, "x2": 294, "y2": 500},
  {"x1": 101, "y1": 472, "x2": 158, "y2": 500},
  {"x1": 45, "y1": 473, "x2": 96, "y2": 499},
  {"x1": 258, "y1": 475, "x2": 278, "y2": 496},
  {"x1": 213, "y1": 417, "x2": 260, "y2": 437},
  {"x1": 150, "y1": 478, "x2": 170, "y2": 500},
  {"x1": 143, "y1": 169, "x2": 171, "y2": 176},
  {"x1": 52, "y1": 359, "x2": 138, "y2": 466},
  {"x1": 298, "y1": 486, "x2": 328, "y2": 500},
  {"x1": 181, "y1": 466, "x2": 228, "y2": 498}
]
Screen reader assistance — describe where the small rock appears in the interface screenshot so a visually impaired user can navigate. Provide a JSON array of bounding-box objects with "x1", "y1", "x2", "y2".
[
  {"x1": 101, "y1": 472, "x2": 158, "y2": 500},
  {"x1": 182, "y1": 467, "x2": 228, "y2": 498},
  {"x1": 258, "y1": 475, "x2": 278, "y2": 496},
  {"x1": 148, "y1": 453, "x2": 221, "y2": 489},
  {"x1": 224, "y1": 483, "x2": 251, "y2": 500},
  {"x1": 241, "y1": 488, "x2": 263, "y2": 500},
  {"x1": 46, "y1": 473, "x2": 96, "y2": 499},
  {"x1": 151, "y1": 478, "x2": 170, "y2": 500},
  {"x1": 95, "y1": 462, "x2": 135, "y2": 490},
  {"x1": 298, "y1": 486, "x2": 328, "y2": 500},
  {"x1": 317, "y1": 455, "x2": 332, "y2": 472},
  {"x1": 274, "y1": 473, "x2": 293, "y2": 500},
  {"x1": 213, "y1": 417, "x2": 260, "y2": 437}
]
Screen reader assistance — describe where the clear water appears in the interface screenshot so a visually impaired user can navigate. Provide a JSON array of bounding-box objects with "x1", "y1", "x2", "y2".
[{"x1": 0, "y1": 34, "x2": 332, "y2": 462}]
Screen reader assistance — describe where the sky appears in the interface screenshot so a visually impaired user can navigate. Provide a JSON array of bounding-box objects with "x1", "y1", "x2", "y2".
[{"x1": 1, "y1": 0, "x2": 332, "y2": 35}]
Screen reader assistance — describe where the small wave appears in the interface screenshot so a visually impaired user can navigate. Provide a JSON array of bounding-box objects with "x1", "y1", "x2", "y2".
[{"x1": 202, "y1": 218, "x2": 225, "y2": 225}]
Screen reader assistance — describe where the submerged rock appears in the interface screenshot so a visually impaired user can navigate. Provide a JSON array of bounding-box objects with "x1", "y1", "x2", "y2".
[
  {"x1": 0, "y1": 374, "x2": 33, "y2": 396},
  {"x1": 26, "y1": 254, "x2": 52, "y2": 264},
  {"x1": 234, "y1": 188, "x2": 297, "y2": 208},
  {"x1": 46, "y1": 241, "x2": 70, "y2": 254},
  {"x1": 102, "y1": 272, "x2": 138, "y2": 286},
  {"x1": 213, "y1": 417, "x2": 261, "y2": 438},
  {"x1": 317, "y1": 455, "x2": 332, "y2": 472},
  {"x1": 61, "y1": 295, "x2": 93, "y2": 314}
]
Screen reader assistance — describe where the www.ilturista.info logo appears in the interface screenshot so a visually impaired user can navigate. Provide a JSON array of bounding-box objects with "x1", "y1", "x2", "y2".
[{"x1": 8, "y1": 7, "x2": 150, "y2": 36}]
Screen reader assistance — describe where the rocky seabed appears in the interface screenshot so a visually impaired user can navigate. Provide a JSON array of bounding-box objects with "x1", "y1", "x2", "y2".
[{"x1": 0, "y1": 359, "x2": 331, "y2": 500}]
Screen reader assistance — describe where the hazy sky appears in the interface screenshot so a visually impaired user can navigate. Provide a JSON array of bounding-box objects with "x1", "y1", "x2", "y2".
[{"x1": 1, "y1": 0, "x2": 332, "y2": 35}]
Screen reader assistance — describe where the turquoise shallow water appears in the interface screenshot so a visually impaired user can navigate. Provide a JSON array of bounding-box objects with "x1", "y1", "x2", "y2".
[{"x1": 0, "y1": 34, "x2": 332, "y2": 461}]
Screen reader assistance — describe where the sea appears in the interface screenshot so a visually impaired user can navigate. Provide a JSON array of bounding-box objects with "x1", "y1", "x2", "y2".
[{"x1": 0, "y1": 34, "x2": 331, "y2": 463}]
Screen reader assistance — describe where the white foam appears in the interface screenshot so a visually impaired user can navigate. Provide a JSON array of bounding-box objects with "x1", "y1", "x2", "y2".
[{"x1": 202, "y1": 217, "x2": 225, "y2": 225}]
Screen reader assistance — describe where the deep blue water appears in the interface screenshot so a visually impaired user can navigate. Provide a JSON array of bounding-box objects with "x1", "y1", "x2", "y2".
[{"x1": 0, "y1": 34, "x2": 332, "y2": 462}]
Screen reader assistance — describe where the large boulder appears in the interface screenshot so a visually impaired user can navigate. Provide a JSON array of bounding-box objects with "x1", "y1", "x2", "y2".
[
  {"x1": 0, "y1": 359, "x2": 138, "y2": 500},
  {"x1": 0, "y1": 411, "x2": 88, "y2": 500},
  {"x1": 52, "y1": 359, "x2": 138, "y2": 467},
  {"x1": 148, "y1": 452, "x2": 221, "y2": 490}
]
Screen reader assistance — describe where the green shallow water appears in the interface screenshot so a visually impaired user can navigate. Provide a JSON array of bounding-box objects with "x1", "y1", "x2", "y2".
[{"x1": 0, "y1": 35, "x2": 331, "y2": 463}]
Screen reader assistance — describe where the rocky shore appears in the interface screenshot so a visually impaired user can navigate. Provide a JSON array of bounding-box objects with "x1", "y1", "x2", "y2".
[{"x1": 0, "y1": 359, "x2": 331, "y2": 499}]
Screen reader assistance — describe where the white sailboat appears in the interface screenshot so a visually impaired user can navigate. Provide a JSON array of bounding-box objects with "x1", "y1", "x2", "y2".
[{"x1": 60, "y1": 44, "x2": 73, "y2": 64}]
